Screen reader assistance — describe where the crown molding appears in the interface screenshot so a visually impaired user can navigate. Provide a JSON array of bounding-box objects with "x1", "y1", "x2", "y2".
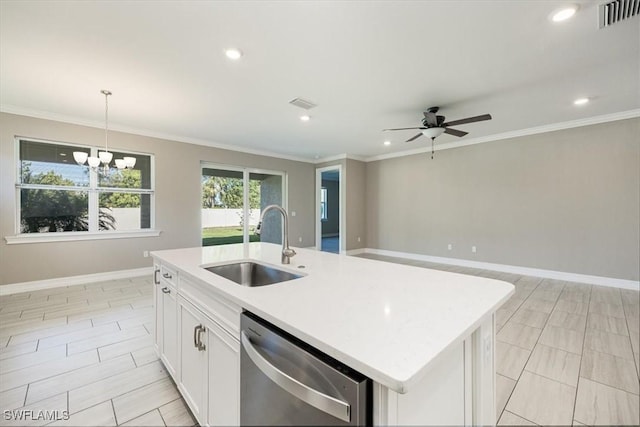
[
  {"x1": 364, "y1": 109, "x2": 640, "y2": 162},
  {"x1": 0, "y1": 104, "x2": 316, "y2": 164},
  {"x1": 4, "y1": 105, "x2": 638, "y2": 165},
  {"x1": 313, "y1": 153, "x2": 368, "y2": 164}
]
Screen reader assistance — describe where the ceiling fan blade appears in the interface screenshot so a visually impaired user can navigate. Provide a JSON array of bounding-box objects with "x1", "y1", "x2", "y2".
[
  {"x1": 406, "y1": 133, "x2": 423, "y2": 142},
  {"x1": 444, "y1": 128, "x2": 468, "y2": 137},
  {"x1": 383, "y1": 127, "x2": 426, "y2": 131},
  {"x1": 442, "y1": 114, "x2": 492, "y2": 127},
  {"x1": 422, "y1": 112, "x2": 438, "y2": 126}
]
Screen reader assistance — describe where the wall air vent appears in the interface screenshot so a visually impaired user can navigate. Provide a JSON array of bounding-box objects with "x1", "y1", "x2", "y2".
[
  {"x1": 289, "y1": 98, "x2": 317, "y2": 110},
  {"x1": 599, "y1": 0, "x2": 639, "y2": 28}
]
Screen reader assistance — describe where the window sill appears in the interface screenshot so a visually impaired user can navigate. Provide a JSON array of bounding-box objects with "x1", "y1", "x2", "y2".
[{"x1": 4, "y1": 229, "x2": 162, "y2": 245}]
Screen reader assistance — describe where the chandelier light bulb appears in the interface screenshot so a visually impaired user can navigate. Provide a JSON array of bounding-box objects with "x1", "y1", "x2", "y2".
[
  {"x1": 98, "y1": 151, "x2": 113, "y2": 165},
  {"x1": 123, "y1": 156, "x2": 137, "y2": 168},
  {"x1": 73, "y1": 151, "x2": 88, "y2": 165},
  {"x1": 87, "y1": 156, "x2": 101, "y2": 168}
]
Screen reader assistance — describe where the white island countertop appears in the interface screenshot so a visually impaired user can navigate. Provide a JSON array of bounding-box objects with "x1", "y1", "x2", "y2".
[{"x1": 151, "y1": 243, "x2": 513, "y2": 393}]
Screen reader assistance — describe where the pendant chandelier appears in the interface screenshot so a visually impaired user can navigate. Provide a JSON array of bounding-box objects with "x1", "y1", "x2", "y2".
[{"x1": 73, "y1": 90, "x2": 136, "y2": 170}]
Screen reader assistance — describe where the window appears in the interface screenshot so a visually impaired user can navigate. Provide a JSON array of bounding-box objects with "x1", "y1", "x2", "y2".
[
  {"x1": 15, "y1": 138, "x2": 154, "y2": 237},
  {"x1": 320, "y1": 187, "x2": 328, "y2": 221}
]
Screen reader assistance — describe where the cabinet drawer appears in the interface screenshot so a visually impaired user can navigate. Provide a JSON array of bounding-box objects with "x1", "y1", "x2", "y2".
[
  {"x1": 160, "y1": 264, "x2": 178, "y2": 286},
  {"x1": 179, "y1": 276, "x2": 241, "y2": 337}
]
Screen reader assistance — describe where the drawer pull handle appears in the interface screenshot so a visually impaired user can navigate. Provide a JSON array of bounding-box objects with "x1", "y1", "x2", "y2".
[
  {"x1": 162, "y1": 272, "x2": 172, "y2": 279},
  {"x1": 193, "y1": 325, "x2": 206, "y2": 351},
  {"x1": 154, "y1": 269, "x2": 160, "y2": 285},
  {"x1": 161, "y1": 287, "x2": 171, "y2": 294}
]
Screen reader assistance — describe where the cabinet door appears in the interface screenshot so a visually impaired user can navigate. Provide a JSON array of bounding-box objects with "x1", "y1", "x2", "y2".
[
  {"x1": 178, "y1": 298, "x2": 207, "y2": 423},
  {"x1": 153, "y1": 263, "x2": 161, "y2": 353},
  {"x1": 206, "y1": 319, "x2": 240, "y2": 427},
  {"x1": 160, "y1": 283, "x2": 178, "y2": 378}
]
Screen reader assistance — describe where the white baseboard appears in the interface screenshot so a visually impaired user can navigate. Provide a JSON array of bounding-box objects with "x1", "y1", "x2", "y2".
[
  {"x1": 345, "y1": 248, "x2": 366, "y2": 256},
  {"x1": 0, "y1": 267, "x2": 153, "y2": 296},
  {"x1": 361, "y1": 248, "x2": 640, "y2": 291}
]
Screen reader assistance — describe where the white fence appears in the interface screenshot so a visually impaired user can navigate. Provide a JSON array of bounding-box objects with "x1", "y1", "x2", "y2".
[
  {"x1": 107, "y1": 208, "x2": 261, "y2": 230},
  {"x1": 201, "y1": 209, "x2": 261, "y2": 228}
]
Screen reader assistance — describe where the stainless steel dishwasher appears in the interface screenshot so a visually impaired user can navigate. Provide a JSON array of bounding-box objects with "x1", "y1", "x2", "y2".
[{"x1": 240, "y1": 311, "x2": 371, "y2": 426}]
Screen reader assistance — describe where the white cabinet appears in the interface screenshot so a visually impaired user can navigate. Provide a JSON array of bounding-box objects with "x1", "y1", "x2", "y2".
[
  {"x1": 177, "y1": 295, "x2": 240, "y2": 426},
  {"x1": 178, "y1": 297, "x2": 207, "y2": 420},
  {"x1": 153, "y1": 263, "x2": 179, "y2": 379},
  {"x1": 153, "y1": 259, "x2": 241, "y2": 426},
  {"x1": 153, "y1": 263, "x2": 161, "y2": 352},
  {"x1": 206, "y1": 317, "x2": 240, "y2": 426}
]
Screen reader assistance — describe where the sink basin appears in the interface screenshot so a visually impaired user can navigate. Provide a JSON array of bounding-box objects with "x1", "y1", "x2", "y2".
[{"x1": 204, "y1": 262, "x2": 303, "y2": 287}]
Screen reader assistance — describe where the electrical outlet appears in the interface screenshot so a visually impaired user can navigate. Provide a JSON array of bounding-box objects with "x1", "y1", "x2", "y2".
[
  {"x1": 472, "y1": 246, "x2": 477, "y2": 253},
  {"x1": 298, "y1": 237, "x2": 302, "y2": 243},
  {"x1": 447, "y1": 243, "x2": 452, "y2": 251},
  {"x1": 143, "y1": 251, "x2": 149, "y2": 258},
  {"x1": 357, "y1": 237, "x2": 361, "y2": 242},
  {"x1": 291, "y1": 211, "x2": 296, "y2": 217}
]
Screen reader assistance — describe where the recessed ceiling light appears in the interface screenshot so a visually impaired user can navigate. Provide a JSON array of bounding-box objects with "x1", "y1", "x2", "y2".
[
  {"x1": 300, "y1": 115, "x2": 310, "y2": 122},
  {"x1": 224, "y1": 48, "x2": 243, "y2": 60},
  {"x1": 383, "y1": 140, "x2": 391, "y2": 146},
  {"x1": 574, "y1": 97, "x2": 589, "y2": 105},
  {"x1": 550, "y1": 5, "x2": 578, "y2": 22}
]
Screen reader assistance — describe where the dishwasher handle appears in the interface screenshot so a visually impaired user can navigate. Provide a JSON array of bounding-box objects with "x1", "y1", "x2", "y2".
[{"x1": 241, "y1": 331, "x2": 351, "y2": 423}]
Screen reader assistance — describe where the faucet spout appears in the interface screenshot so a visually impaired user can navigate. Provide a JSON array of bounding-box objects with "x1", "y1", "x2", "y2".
[{"x1": 259, "y1": 205, "x2": 296, "y2": 264}]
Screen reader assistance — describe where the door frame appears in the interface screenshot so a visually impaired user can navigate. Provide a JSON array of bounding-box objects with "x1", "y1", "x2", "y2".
[{"x1": 315, "y1": 164, "x2": 344, "y2": 253}]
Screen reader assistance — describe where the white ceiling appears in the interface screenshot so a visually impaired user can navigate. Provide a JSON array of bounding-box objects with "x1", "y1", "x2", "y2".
[{"x1": 1, "y1": 1, "x2": 638, "y2": 162}]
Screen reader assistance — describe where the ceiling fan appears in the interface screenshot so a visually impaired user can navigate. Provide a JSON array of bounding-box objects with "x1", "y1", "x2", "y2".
[{"x1": 383, "y1": 107, "x2": 492, "y2": 158}]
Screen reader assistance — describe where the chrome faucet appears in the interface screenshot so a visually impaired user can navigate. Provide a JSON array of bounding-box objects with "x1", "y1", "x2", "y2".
[{"x1": 257, "y1": 205, "x2": 296, "y2": 264}]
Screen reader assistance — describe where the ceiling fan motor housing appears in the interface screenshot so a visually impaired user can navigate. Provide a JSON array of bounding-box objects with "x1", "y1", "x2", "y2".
[{"x1": 421, "y1": 115, "x2": 446, "y2": 127}]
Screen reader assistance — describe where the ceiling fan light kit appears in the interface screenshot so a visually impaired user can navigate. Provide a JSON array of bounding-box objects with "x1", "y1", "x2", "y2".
[{"x1": 421, "y1": 127, "x2": 445, "y2": 139}]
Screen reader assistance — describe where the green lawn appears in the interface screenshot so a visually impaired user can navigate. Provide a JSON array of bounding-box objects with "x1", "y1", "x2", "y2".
[{"x1": 202, "y1": 226, "x2": 260, "y2": 246}]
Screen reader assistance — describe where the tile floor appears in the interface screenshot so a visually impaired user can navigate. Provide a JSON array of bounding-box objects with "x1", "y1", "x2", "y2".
[
  {"x1": 357, "y1": 253, "x2": 640, "y2": 426},
  {"x1": 1, "y1": 257, "x2": 639, "y2": 426},
  {"x1": 0, "y1": 276, "x2": 195, "y2": 427}
]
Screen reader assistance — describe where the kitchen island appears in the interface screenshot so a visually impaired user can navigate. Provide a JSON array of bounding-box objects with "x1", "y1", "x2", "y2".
[{"x1": 151, "y1": 243, "x2": 513, "y2": 426}]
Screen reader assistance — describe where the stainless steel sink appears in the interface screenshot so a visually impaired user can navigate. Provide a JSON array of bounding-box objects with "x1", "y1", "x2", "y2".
[{"x1": 204, "y1": 262, "x2": 303, "y2": 287}]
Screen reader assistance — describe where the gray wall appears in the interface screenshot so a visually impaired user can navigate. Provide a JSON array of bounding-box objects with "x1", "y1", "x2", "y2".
[
  {"x1": 366, "y1": 118, "x2": 640, "y2": 281},
  {"x1": 345, "y1": 159, "x2": 366, "y2": 251},
  {"x1": 0, "y1": 113, "x2": 315, "y2": 285}
]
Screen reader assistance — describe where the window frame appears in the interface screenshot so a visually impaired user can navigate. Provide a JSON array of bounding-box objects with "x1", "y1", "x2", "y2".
[
  {"x1": 320, "y1": 187, "x2": 328, "y2": 221},
  {"x1": 6, "y1": 136, "x2": 159, "y2": 244}
]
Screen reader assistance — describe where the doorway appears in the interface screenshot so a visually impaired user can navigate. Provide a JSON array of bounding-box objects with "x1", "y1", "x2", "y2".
[{"x1": 315, "y1": 165, "x2": 343, "y2": 254}]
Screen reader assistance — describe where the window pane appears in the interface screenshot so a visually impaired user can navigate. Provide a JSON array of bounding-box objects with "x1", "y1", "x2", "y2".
[
  {"x1": 99, "y1": 192, "x2": 151, "y2": 230},
  {"x1": 20, "y1": 140, "x2": 89, "y2": 186},
  {"x1": 98, "y1": 152, "x2": 151, "y2": 189},
  {"x1": 201, "y1": 169, "x2": 245, "y2": 246},
  {"x1": 20, "y1": 189, "x2": 88, "y2": 233},
  {"x1": 250, "y1": 172, "x2": 283, "y2": 245}
]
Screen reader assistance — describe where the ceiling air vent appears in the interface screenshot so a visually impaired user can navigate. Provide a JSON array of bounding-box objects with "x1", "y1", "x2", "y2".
[
  {"x1": 289, "y1": 98, "x2": 317, "y2": 110},
  {"x1": 599, "y1": 0, "x2": 639, "y2": 28}
]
